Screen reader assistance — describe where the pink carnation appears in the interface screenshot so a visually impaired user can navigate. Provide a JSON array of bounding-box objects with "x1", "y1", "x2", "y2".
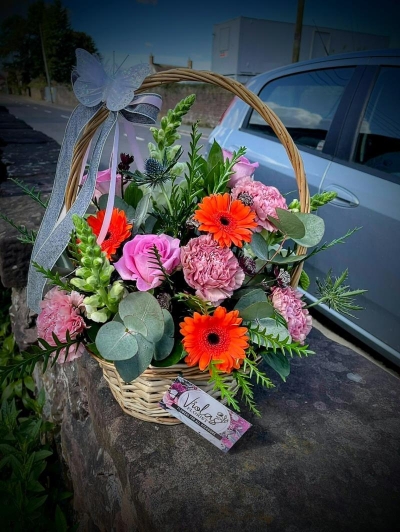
[
  {"x1": 37, "y1": 287, "x2": 87, "y2": 363},
  {"x1": 222, "y1": 149, "x2": 259, "y2": 188},
  {"x1": 270, "y1": 286, "x2": 312, "y2": 344},
  {"x1": 181, "y1": 234, "x2": 245, "y2": 305},
  {"x1": 232, "y1": 177, "x2": 287, "y2": 232}
]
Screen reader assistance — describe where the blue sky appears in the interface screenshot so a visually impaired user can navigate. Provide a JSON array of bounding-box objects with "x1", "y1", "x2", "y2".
[
  {"x1": 62, "y1": 0, "x2": 400, "y2": 69},
  {"x1": 5, "y1": 0, "x2": 400, "y2": 70}
]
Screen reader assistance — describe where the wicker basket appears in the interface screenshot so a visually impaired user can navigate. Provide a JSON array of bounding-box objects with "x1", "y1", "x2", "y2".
[{"x1": 68, "y1": 69, "x2": 310, "y2": 424}]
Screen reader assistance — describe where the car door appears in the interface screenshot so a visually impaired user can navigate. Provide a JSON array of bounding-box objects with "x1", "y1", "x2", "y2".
[{"x1": 317, "y1": 65, "x2": 400, "y2": 363}]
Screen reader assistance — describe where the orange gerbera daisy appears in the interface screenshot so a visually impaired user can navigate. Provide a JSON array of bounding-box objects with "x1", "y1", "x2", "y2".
[
  {"x1": 180, "y1": 306, "x2": 249, "y2": 374},
  {"x1": 87, "y1": 208, "x2": 132, "y2": 259},
  {"x1": 193, "y1": 193, "x2": 257, "y2": 248}
]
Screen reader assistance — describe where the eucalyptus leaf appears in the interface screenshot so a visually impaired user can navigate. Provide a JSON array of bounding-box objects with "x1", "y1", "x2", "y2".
[
  {"x1": 98, "y1": 194, "x2": 135, "y2": 220},
  {"x1": 261, "y1": 351, "x2": 291, "y2": 382},
  {"x1": 235, "y1": 289, "x2": 267, "y2": 312},
  {"x1": 115, "y1": 334, "x2": 154, "y2": 382},
  {"x1": 240, "y1": 301, "x2": 274, "y2": 321},
  {"x1": 290, "y1": 212, "x2": 325, "y2": 247},
  {"x1": 118, "y1": 292, "x2": 164, "y2": 343},
  {"x1": 134, "y1": 193, "x2": 151, "y2": 228},
  {"x1": 144, "y1": 214, "x2": 157, "y2": 233},
  {"x1": 154, "y1": 309, "x2": 175, "y2": 360},
  {"x1": 269, "y1": 253, "x2": 308, "y2": 265},
  {"x1": 250, "y1": 232, "x2": 269, "y2": 260},
  {"x1": 123, "y1": 315, "x2": 148, "y2": 337},
  {"x1": 267, "y1": 208, "x2": 305, "y2": 239},
  {"x1": 152, "y1": 342, "x2": 186, "y2": 367},
  {"x1": 95, "y1": 321, "x2": 138, "y2": 361}
]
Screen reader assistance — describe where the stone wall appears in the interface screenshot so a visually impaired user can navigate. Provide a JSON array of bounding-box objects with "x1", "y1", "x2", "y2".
[
  {"x1": 26, "y1": 82, "x2": 233, "y2": 127},
  {"x1": 1, "y1": 105, "x2": 400, "y2": 532}
]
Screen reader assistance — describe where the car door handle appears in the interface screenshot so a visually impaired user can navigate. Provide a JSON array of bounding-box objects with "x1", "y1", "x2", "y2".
[{"x1": 323, "y1": 185, "x2": 359, "y2": 208}]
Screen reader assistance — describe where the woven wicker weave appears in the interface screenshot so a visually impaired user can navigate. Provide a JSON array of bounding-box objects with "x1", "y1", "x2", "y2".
[{"x1": 68, "y1": 70, "x2": 310, "y2": 424}]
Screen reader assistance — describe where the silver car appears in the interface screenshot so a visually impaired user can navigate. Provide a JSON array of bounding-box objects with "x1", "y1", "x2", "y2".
[{"x1": 208, "y1": 49, "x2": 400, "y2": 366}]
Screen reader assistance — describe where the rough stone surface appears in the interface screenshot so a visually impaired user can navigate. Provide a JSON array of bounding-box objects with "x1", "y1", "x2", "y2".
[
  {"x1": 45, "y1": 328, "x2": 400, "y2": 532},
  {"x1": 0, "y1": 128, "x2": 53, "y2": 145},
  {"x1": 9, "y1": 287, "x2": 38, "y2": 349}
]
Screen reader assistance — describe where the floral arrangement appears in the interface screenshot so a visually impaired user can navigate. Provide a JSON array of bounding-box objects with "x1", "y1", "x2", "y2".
[{"x1": 1, "y1": 95, "x2": 365, "y2": 415}]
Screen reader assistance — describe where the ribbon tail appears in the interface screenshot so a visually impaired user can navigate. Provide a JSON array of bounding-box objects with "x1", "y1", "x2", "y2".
[
  {"x1": 97, "y1": 121, "x2": 119, "y2": 244},
  {"x1": 28, "y1": 111, "x2": 118, "y2": 314},
  {"x1": 124, "y1": 121, "x2": 144, "y2": 173}
]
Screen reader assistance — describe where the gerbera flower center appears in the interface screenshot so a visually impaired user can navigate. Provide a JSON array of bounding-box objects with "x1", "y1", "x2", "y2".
[
  {"x1": 219, "y1": 216, "x2": 230, "y2": 226},
  {"x1": 207, "y1": 332, "x2": 220, "y2": 345}
]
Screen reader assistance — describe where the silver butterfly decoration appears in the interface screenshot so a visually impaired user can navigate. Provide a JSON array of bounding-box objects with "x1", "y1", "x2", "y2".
[{"x1": 72, "y1": 48, "x2": 151, "y2": 111}]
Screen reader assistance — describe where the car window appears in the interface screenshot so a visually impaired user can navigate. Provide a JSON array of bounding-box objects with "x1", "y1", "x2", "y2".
[
  {"x1": 247, "y1": 67, "x2": 355, "y2": 151},
  {"x1": 353, "y1": 67, "x2": 400, "y2": 178}
]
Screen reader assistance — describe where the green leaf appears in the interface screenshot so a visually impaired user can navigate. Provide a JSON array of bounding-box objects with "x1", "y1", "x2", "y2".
[
  {"x1": 123, "y1": 315, "x2": 148, "y2": 337},
  {"x1": 55, "y1": 505, "x2": 68, "y2": 532},
  {"x1": 98, "y1": 194, "x2": 135, "y2": 220},
  {"x1": 299, "y1": 269, "x2": 310, "y2": 290},
  {"x1": 25, "y1": 494, "x2": 47, "y2": 514},
  {"x1": 250, "y1": 232, "x2": 269, "y2": 260},
  {"x1": 95, "y1": 321, "x2": 138, "y2": 361},
  {"x1": 119, "y1": 292, "x2": 164, "y2": 343},
  {"x1": 240, "y1": 302, "x2": 274, "y2": 321},
  {"x1": 267, "y1": 208, "x2": 305, "y2": 239},
  {"x1": 154, "y1": 309, "x2": 175, "y2": 360},
  {"x1": 261, "y1": 351, "x2": 291, "y2": 382},
  {"x1": 123, "y1": 182, "x2": 143, "y2": 209},
  {"x1": 114, "y1": 335, "x2": 153, "y2": 382},
  {"x1": 290, "y1": 212, "x2": 325, "y2": 247},
  {"x1": 207, "y1": 140, "x2": 224, "y2": 170},
  {"x1": 249, "y1": 318, "x2": 291, "y2": 347},
  {"x1": 151, "y1": 342, "x2": 186, "y2": 367},
  {"x1": 33, "y1": 450, "x2": 53, "y2": 462},
  {"x1": 234, "y1": 289, "x2": 267, "y2": 312},
  {"x1": 133, "y1": 193, "x2": 151, "y2": 228},
  {"x1": 23, "y1": 376, "x2": 35, "y2": 392},
  {"x1": 269, "y1": 253, "x2": 308, "y2": 264}
]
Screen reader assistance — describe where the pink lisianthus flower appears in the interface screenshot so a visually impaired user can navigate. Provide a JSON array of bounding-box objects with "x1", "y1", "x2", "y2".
[
  {"x1": 37, "y1": 287, "x2": 87, "y2": 363},
  {"x1": 181, "y1": 234, "x2": 245, "y2": 305},
  {"x1": 115, "y1": 234, "x2": 181, "y2": 291},
  {"x1": 81, "y1": 168, "x2": 123, "y2": 201},
  {"x1": 222, "y1": 148, "x2": 259, "y2": 188},
  {"x1": 232, "y1": 176, "x2": 288, "y2": 232},
  {"x1": 270, "y1": 286, "x2": 312, "y2": 344}
]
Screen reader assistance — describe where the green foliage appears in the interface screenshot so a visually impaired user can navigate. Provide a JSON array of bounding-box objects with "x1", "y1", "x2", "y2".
[
  {"x1": 248, "y1": 323, "x2": 314, "y2": 358},
  {"x1": 289, "y1": 190, "x2": 338, "y2": 212},
  {"x1": 261, "y1": 351, "x2": 291, "y2": 382},
  {"x1": 33, "y1": 262, "x2": 72, "y2": 292},
  {"x1": 299, "y1": 269, "x2": 310, "y2": 291},
  {"x1": 310, "y1": 269, "x2": 367, "y2": 318},
  {"x1": 71, "y1": 214, "x2": 123, "y2": 322},
  {"x1": 304, "y1": 227, "x2": 361, "y2": 261},
  {"x1": 268, "y1": 208, "x2": 325, "y2": 248},
  {"x1": 8, "y1": 178, "x2": 48, "y2": 209},
  {"x1": 0, "y1": 212, "x2": 37, "y2": 244},
  {"x1": 208, "y1": 362, "x2": 240, "y2": 412},
  {"x1": 95, "y1": 292, "x2": 175, "y2": 382}
]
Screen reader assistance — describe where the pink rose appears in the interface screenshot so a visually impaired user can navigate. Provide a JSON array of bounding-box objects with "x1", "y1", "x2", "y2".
[
  {"x1": 222, "y1": 149, "x2": 259, "y2": 187},
  {"x1": 81, "y1": 168, "x2": 123, "y2": 200},
  {"x1": 181, "y1": 234, "x2": 245, "y2": 305},
  {"x1": 115, "y1": 234, "x2": 181, "y2": 291},
  {"x1": 37, "y1": 287, "x2": 87, "y2": 363},
  {"x1": 270, "y1": 286, "x2": 312, "y2": 344},
  {"x1": 232, "y1": 176, "x2": 288, "y2": 232}
]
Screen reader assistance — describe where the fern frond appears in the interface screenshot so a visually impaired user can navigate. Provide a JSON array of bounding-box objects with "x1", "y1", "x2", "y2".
[
  {"x1": 0, "y1": 213, "x2": 37, "y2": 244},
  {"x1": 208, "y1": 362, "x2": 241, "y2": 412},
  {"x1": 32, "y1": 262, "x2": 72, "y2": 292},
  {"x1": 9, "y1": 178, "x2": 48, "y2": 208},
  {"x1": 233, "y1": 370, "x2": 261, "y2": 416},
  {"x1": 243, "y1": 357, "x2": 274, "y2": 389},
  {"x1": 248, "y1": 324, "x2": 314, "y2": 358}
]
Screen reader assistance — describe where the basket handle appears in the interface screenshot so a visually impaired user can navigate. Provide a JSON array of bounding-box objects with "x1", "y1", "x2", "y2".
[{"x1": 66, "y1": 68, "x2": 311, "y2": 287}]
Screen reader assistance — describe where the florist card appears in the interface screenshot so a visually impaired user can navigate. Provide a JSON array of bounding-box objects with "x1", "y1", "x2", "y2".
[{"x1": 160, "y1": 376, "x2": 252, "y2": 452}]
